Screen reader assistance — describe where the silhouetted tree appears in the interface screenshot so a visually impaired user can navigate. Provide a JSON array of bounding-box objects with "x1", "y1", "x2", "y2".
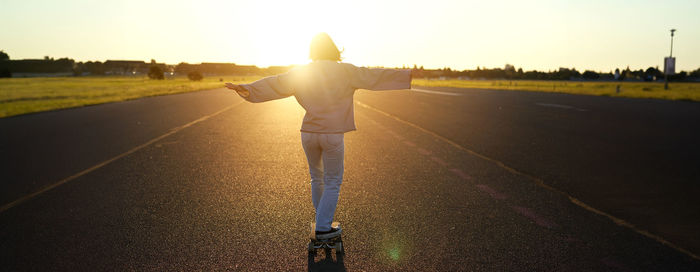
[
  {"x1": 187, "y1": 71, "x2": 203, "y2": 81},
  {"x1": 582, "y1": 70, "x2": 600, "y2": 80},
  {"x1": 85, "y1": 61, "x2": 105, "y2": 75},
  {"x1": 689, "y1": 68, "x2": 700, "y2": 78},
  {"x1": 669, "y1": 71, "x2": 687, "y2": 81},
  {"x1": 148, "y1": 65, "x2": 164, "y2": 80},
  {"x1": 552, "y1": 68, "x2": 581, "y2": 80},
  {"x1": 72, "y1": 65, "x2": 82, "y2": 76},
  {"x1": 0, "y1": 50, "x2": 11, "y2": 77},
  {"x1": 644, "y1": 67, "x2": 663, "y2": 81},
  {"x1": 504, "y1": 64, "x2": 516, "y2": 79}
]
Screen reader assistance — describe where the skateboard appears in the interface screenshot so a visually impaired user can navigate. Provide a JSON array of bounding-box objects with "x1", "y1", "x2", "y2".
[{"x1": 308, "y1": 222, "x2": 343, "y2": 254}]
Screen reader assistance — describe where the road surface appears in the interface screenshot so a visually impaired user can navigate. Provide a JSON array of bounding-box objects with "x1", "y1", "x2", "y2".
[{"x1": 1, "y1": 87, "x2": 699, "y2": 271}]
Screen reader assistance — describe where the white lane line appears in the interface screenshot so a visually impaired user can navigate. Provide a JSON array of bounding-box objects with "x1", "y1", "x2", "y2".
[
  {"x1": 0, "y1": 101, "x2": 244, "y2": 213},
  {"x1": 411, "y1": 88, "x2": 463, "y2": 96},
  {"x1": 512, "y1": 205, "x2": 559, "y2": 229},
  {"x1": 416, "y1": 147, "x2": 432, "y2": 156},
  {"x1": 355, "y1": 100, "x2": 699, "y2": 261},
  {"x1": 476, "y1": 184, "x2": 508, "y2": 200},
  {"x1": 536, "y1": 103, "x2": 588, "y2": 112},
  {"x1": 430, "y1": 156, "x2": 449, "y2": 167},
  {"x1": 449, "y1": 168, "x2": 472, "y2": 180}
]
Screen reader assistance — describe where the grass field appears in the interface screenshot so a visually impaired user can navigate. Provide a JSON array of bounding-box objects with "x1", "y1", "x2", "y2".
[
  {"x1": 0, "y1": 76, "x2": 260, "y2": 118},
  {"x1": 1, "y1": 76, "x2": 699, "y2": 118},
  {"x1": 412, "y1": 79, "x2": 700, "y2": 102}
]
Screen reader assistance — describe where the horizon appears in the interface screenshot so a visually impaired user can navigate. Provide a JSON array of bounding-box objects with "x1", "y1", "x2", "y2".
[
  {"x1": 4, "y1": 55, "x2": 692, "y2": 74},
  {"x1": 2, "y1": 0, "x2": 699, "y2": 72}
]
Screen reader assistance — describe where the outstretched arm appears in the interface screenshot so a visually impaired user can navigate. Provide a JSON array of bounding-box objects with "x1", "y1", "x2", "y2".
[
  {"x1": 225, "y1": 82, "x2": 250, "y2": 97},
  {"x1": 224, "y1": 73, "x2": 295, "y2": 103},
  {"x1": 349, "y1": 65, "x2": 412, "y2": 91}
]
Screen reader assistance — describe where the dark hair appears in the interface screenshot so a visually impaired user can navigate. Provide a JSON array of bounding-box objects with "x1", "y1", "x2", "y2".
[{"x1": 309, "y1": 33, "x2": 341, "y2": 61}]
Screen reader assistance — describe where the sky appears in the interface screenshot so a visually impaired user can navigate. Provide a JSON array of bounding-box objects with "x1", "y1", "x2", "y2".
[{"x1": 1, "y1": 0, "x2": 699, "y2": 72}]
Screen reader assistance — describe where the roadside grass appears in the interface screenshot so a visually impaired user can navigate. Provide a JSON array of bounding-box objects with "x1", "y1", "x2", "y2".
[
  {"x1": 412, "y1": 79, "x2": 700, "y2": 102},
  {"x1": 0, "y1": 76, "x2": 260, "y2": 118},
  {"x1": 2, "y1": 76, "x2": 699, "y2": 118}
]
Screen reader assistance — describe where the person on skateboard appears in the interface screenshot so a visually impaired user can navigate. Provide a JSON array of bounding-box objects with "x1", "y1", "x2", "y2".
[{"x1": 225, "y1": 33, "x2": 411, "y2": 239}]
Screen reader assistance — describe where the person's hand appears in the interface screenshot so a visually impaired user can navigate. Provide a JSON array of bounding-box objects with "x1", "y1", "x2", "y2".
[{"x1": 225, "y1": 82, "x2": 250, "y2": 97}]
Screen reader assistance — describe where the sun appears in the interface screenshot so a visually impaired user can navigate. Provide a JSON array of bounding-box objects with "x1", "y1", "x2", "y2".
[
  {"x1": 241, "y1": 1, "x2": 316, "y2": 67},
  {"x1": 240, "y1": 0, "x2": 365, "y2": 67},
  {"x1": 207, "y1": 0, "x2": 371, "y2": 67}
]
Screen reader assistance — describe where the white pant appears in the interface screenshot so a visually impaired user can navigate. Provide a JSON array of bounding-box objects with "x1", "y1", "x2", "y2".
[{"x1": 301, "y1": 132, "x2": 344, "y2": 232}]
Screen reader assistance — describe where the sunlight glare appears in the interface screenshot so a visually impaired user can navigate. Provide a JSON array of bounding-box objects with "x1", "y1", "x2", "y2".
[{"x1": 238, "y1": 0, "x2": 363, "y2": 67}]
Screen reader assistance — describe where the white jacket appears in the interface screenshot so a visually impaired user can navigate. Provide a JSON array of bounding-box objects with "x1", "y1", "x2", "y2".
[{"x1": 240, "y1": 60, "x2": 411, "y2": 133}]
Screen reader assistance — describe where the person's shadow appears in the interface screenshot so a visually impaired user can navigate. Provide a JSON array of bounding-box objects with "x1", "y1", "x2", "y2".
[{"x1": 308, "y1": 249, "x2": 346, "y2": 272}]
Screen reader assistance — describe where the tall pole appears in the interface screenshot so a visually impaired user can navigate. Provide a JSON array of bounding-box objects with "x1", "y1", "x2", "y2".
[
  {"x1": 670, "y1": 29, "x2": 675, "y2": 58},
  {"x1": 665, "y1": 29, "x2": 676, "y2": 90}
]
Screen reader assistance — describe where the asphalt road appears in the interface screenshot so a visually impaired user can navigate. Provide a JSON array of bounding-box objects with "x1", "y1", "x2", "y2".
[{"x1": 1, "y1": 87, "x2": 699, "y2": 271}]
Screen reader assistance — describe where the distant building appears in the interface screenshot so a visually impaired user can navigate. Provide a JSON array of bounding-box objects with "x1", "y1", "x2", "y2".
[
  {"x1": 104, "y1": 60, "x2": 147, "y2": 75},
  {"x1": 0, "y1": 58, "x2": 74, "y2": 77},
  {"x1": 103, "y1": 60, "x2": 168, "y2": 75},
  {"x1": 174, "y1": 62, "x2": 262, "y2": 76}
]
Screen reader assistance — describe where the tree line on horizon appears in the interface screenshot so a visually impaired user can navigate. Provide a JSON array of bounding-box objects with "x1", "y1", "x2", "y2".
[
  {"x1": 1, "y1": 50, "x2": 699, "y2": 82},
  {"x1": 409, "y1": 65, "x2": 698, "y2": 82}
]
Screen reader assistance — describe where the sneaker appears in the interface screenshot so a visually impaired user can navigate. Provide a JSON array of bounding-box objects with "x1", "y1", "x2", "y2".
[{"x1": 315, "y1": 226, "x2": 342, "y2": 239}]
